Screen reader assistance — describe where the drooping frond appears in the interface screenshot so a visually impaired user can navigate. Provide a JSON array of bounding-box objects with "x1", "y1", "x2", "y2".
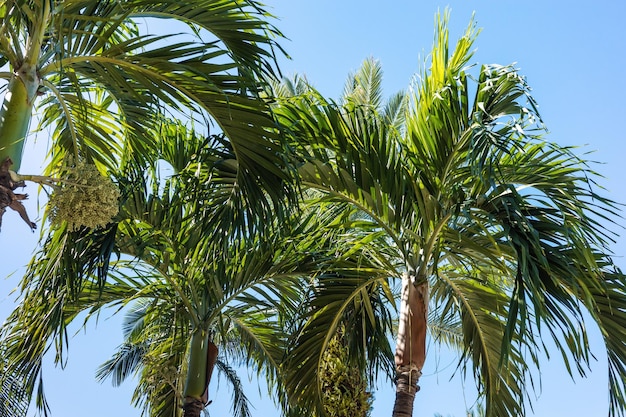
[
  {"x1": 214, "y1": 359, "x2": 252, "y2": 417},
  {"x1": 0, "y1": 357, "x2": 31, "y2": 417},
  {"x1": 431, "y1": 267, "x2": 534, "y2": 417},
  {"x1": 280, "y1": 202, "x2": 397, "y2": 414},
  {"x1": 589, "y1": 270, "x2": 626, "y2": 417}
]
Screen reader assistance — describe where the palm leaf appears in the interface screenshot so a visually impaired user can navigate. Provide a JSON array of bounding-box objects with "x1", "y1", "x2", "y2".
[
  {"x1": 214, "y1": 359, "x2": 252, "y2": 417},
  {"x1": 0, "y1": 357, "x2": 31, "y2": 417},
  {"x1": 432, "y1": 268, "x2": 533, "y2": 417},
  {"x1": 590, "y1": 271, "x2": 626, "y2": 417}
]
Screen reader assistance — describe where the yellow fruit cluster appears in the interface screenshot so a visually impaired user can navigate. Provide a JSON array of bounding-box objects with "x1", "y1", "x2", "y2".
[{"x1": 48, "y1": 162, "x2": 120, "y2": 231}]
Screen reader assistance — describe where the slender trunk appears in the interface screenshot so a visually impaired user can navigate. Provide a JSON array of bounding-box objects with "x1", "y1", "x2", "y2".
[
  {"x1": 0, "y1": 0, "x2": 49, "y2": 172},
  {"x1": 0, "y1": 72, "x2": 36, "y2": 172},
  {"x1": 0, "y1": 2, "x2": 50, "y2": 231},
  {"x1": 182, "y1": 330, "x2": 219, "y2": 417},
  {"x1": 0, "y1": 68, "x2": 39, "y2": 230},
  {"x1": 392, "y1": 273, "x2": 429, "y2": 417}
]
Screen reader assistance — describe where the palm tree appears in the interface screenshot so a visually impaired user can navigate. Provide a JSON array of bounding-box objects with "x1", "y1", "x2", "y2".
[
  {"x1": 0, "y1": 120, "x2": 307, "y2": 417},
  {"x1": 0, "y1": 0, "x2": 287, "y2": 232},
  {"x1": 95, "y1": 297, "x2": 263, "y2": 417},
  {"x1": 274, "y1": 12, "x2": 626, "y2": 417}
]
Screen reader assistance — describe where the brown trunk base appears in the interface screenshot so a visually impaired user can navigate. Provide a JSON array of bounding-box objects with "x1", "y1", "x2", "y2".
[
  {"x1": 0, "y1": 157, "x2": 35, "y2": 231},
  {"x1": 392, "y1": 367, "x2": 421, "y2": 417},
  {"x1": 183, "y1": 397, "x2": 204, "y2": 417}
]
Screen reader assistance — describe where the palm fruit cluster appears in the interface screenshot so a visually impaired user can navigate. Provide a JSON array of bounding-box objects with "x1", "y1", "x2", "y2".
[{"x1": 48, "y1": 161, "x2": 120, "y2": 231}]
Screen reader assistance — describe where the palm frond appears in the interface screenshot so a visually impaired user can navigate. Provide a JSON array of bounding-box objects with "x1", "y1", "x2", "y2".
[
  {"x1": 432, "y1": 268, "x2": 534, "y2": 417},
  {"x1": 284, "y1": 271, "x2": 395, "y2": 413},
  {"x1": 122, "y1": 0, "x2": 285, "y2": 79},
  {"x1": 580, "y1": 269, "x2": 626, "y2": 417},
  {"x1": 342, "y1": 56, "x2": 384, "y2": 111},
  {"x1": 96, "y1": 341, "x2": 148, "y2": 387},
  {"x1": 214, "y1": 359, "x2": 252, "y2": 417},
  {"x1": 0, "y1": 357, "x2": 31, "y2": 417}
]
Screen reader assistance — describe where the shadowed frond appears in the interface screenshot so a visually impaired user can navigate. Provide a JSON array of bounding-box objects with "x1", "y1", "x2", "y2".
[{"x1": 0, "y1": 357, "x2": 31, "y2": 417}]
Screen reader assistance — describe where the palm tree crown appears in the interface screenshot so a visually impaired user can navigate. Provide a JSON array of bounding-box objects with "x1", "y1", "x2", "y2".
[
  {"x1": 273, "y1": 11, "x2": 626, "y2": 417},
  {"x1": 0, "y1": 0, "x2": 289, "y2": 231},
  {"x1": 0, "y1": 120, "x2": 306, "y2": 416}
]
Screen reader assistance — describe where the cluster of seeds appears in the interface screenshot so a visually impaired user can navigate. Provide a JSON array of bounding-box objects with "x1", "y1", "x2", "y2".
[{"x1": 48, "y1": 161, "x2": 120, "y2": 231}]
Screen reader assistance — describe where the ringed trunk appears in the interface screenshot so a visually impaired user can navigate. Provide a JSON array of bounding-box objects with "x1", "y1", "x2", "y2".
[
  {"x1": 0, "y1": 0, "x2": 50, "y2": 171},
  {"x1": 0, "y1": 1, "x2": 49, "y2": 231},
  {"x1": 392, "y1": 272, "x2": 429, "y2": 417},
  {"x1": 0, "y1": 66, "x2": 40, "y2": 231},
  {"x1": 183, "y1": 330, "x2": 219, "y2": 417},
  {"x1": 0, "y1": 69, "x2": 38, "y2": 172}
]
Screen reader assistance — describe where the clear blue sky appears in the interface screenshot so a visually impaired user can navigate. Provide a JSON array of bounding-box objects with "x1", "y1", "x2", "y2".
[{"x1": 1, "y1": 1, "x2": 625, "y2": 416}]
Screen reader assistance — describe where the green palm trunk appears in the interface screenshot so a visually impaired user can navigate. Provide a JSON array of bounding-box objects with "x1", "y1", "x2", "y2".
[
  {"x1": 183, "y1": 329, "x2": 219, "y2": 417},
  {"x1": 0, "y1": 72, "x2": 37, "y2": 171},
  {"x1": 0, "y1": 67, "x2": 41, "y2": 230},
  {"x1": 0, "y1": 0, "x2": 49, "y2": 230},
  {"x1": 0, "y1": 0, "x2": 48, "y2": 172}
]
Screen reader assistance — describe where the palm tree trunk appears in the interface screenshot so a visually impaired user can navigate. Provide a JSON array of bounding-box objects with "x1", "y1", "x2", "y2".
[
  {"x1": 0, "y1": 75, "x2": 35, "y2": 172},
  {"x1": 0, "y1": 69, "x2": 40, "y2": 231},
  {"x1": 392, "y1": 272, "x2": 429, "y2": 417},
  {"x1": 0, "y1": 3, "x2": 48, "y2": 231},
  {"x1": 0, "y1": 0, "x2": 49, "y2": 172},
  {"x1": 183, "y1": 330, "x2": 219, "y2": 417}
]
